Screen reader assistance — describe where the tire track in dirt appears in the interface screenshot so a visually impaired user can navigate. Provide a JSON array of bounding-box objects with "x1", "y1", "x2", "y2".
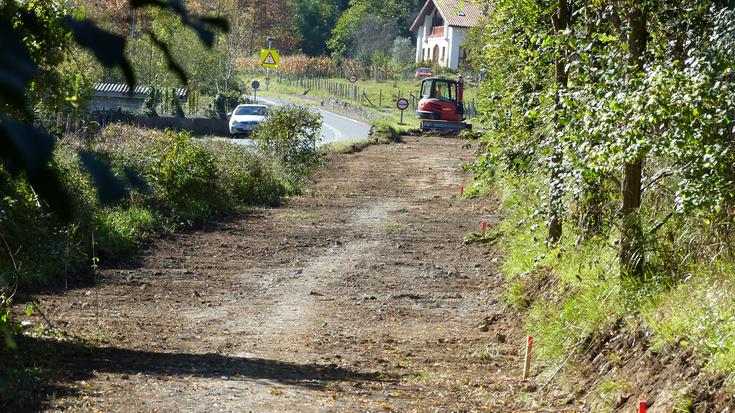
[{"x1": 185, "y1": 200, "x2": 398, "y2": 351}]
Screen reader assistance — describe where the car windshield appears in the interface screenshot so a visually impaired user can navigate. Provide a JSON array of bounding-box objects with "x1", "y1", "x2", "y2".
[{"x1": 235, "y1": 106, "x2": 267, "y2": 116}]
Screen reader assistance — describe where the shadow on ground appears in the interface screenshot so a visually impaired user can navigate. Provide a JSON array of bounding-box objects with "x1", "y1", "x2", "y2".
[
  {"x1": 1, "y1": 335, "x2": 383, "y2": 412},
  {"x1": 18, "y1": 210, "x2": 269, "y2": 298}
]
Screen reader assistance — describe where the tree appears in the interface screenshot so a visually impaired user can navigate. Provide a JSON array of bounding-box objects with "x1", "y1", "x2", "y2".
[
  {"x1": 547, "y1": 0, "x2": 571, "y2": 244},
  {"x1": 618, "y1": 0, "x2": 647, "y2": 277},
  {"x1": 390, "y1": 36, "x2": 415, "y2": 67},
  {"x1": 1, "y1": 0, "x2": 228, "y2": 217},
  {"x1": 328, "y1": 0, "x2": 421, "y2": 58},
  {"x1": 220, "y1": 5, "x2": 252, "y2": 92},
  {"x1": 353, "y1": 14, "x2": 401, "y2": 59},
  {"x1": 292, "y1": 0, "x2": 340, "y2": 56},
  {"x1": 473, "y1": 0, "x2": 735, "y2": 278},
  {"x1": 236, "y1": 0, "x2": 300, "y2": 55}
]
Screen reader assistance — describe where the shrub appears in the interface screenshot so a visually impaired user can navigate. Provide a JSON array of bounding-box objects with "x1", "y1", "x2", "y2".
[
  {"x1": 146, "y1": 130, "x2": 219, "y2": 219},
  {"x1": 212, "y1": 91, "x2": 242, "y2": 119},
  {"x1": 0, "y1": 125, "x2": 295, "y2": 291},
  {"x1": 253, "y1": 105, "x2": 323, "y2": 176},
  {"x1": 201, "y1": 140, "x2": 289, "y2": 206}
]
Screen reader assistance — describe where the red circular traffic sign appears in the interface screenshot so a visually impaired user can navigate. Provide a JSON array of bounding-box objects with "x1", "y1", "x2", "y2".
[
  {"x1": 396, "y1": 97, "x2": 410, "y2": 111},
  {"x1": 348, "y1": 75, "x2": 357, "y2": 83}
]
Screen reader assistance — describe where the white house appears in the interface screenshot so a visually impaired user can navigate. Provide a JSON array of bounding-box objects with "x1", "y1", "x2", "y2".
[{"x1": 410, "y1": 0, "x2": 484, "y2": 70}]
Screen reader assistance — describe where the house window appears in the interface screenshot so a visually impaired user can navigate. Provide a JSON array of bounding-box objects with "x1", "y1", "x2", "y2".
[
  {"x1": 442, "y1": 47, "x2": 446, "y2": 59},
  {"x1": 460, "y1": 48, "x2": 468, "y2": 62}
]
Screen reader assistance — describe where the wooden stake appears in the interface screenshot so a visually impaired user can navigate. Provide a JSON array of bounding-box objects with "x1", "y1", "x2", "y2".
[
  {"x1": 481, "y1": 219, "x2": 488, "y2": 236},
  {"x1": 460, "y1": 185, "x2": 464, "y2": 196},
  {"x1": 522, "y1": 335, "x2": 533, "y2": 379}
]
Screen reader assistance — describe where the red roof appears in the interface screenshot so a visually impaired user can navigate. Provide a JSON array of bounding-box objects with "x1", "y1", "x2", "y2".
[{"x1": 410, "y1": 0, "x2": 485, "y2": 32}]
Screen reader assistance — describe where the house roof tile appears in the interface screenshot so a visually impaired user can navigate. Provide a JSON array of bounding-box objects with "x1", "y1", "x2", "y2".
[{"x1": 410, "y1": 0, "x2": 485, "y2": 32}]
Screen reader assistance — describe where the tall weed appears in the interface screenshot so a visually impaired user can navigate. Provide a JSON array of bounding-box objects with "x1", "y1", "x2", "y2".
[{"x1": 0, "y1": 124, "x2": 294, "y2": 290}]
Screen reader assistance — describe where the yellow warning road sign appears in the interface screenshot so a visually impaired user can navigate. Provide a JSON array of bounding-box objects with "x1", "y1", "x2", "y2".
[{"x1": 260, "y1": 49, "x2": 279, "y2": 68}]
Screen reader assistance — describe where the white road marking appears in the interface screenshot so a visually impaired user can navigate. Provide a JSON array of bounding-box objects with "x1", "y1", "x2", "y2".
[
  {"x1": 254, "y1": 96, "x2": 282, "y2": 106},
  {"x1": 321, "y1": 122, "x2": 343, "y2": 143},
  {"x1": 252, "y1": 95, "x2": 370, "y2": 128},
  {"x1": 319, "y1": 108, "x2": 371, "y2": 127},
  {"x1": 248, "y1": 95, "x2": 370, "y2": 146}
]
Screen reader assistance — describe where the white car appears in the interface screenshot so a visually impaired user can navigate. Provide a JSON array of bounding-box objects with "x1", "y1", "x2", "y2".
[{"x1": 229, "y1": 104, "x2": 268, "y2": 138}]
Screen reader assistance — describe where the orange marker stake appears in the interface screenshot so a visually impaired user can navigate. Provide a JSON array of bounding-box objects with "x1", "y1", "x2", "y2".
[
  {"x1": 460, "y1": 185, "x2": 464, "y2": 196},
  {"x1": 481, "y1": 219, "x2": 488, "y2": 236},
  {"x1": 638, "y1": 400, "x2": 647, "y2": 413},
  {"x1": 522, "y1": 335, "x2": 533, "y2": 379}
]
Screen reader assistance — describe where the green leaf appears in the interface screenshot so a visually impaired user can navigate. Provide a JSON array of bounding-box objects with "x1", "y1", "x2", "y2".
[{"x1": 2, "y1": 328, "x2": 16, "y2": 351}]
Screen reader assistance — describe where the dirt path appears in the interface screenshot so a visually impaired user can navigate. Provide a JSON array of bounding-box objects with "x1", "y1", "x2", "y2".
[{"x1": 12, "y1": 136, "x2": 569, "y2": 412}]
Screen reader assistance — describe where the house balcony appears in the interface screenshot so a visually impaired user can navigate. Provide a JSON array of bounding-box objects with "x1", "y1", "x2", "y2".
[{"x1": 428, "y1": 26, "x2": 444, "y2": 38}]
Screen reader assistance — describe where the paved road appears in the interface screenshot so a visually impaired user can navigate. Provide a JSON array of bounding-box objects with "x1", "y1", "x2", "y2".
[{"x1": 232, "y1": 95, "x2": 371, "y2": 147}]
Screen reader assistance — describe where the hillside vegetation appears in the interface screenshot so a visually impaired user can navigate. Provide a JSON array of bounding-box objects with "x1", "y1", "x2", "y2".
[
  {"x1": 469, "y1": 0, "x2": 735, "y2": 409},
  {"x1": 0, "y1": 124, "x2": 297, "y2": 293}
]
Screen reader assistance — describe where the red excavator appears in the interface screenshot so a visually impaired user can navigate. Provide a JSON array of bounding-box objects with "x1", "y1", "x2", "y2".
[{"x1": 415, "y1": 75, "x2": 472, "y2": 132}]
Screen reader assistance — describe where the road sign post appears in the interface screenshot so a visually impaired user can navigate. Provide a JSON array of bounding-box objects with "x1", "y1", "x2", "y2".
[
  {"x1": 261, "y1": 40, "x2": 279, "y2": 92},
  {"x1": 252, "y1": 80, "x2": 260, "y2": 103},
  {"x1": 396, "y1": 97, "x2": 409, "y2": 125},
  {"x1": 265, "y1": 37, "x2": 275, "y2": 91}
]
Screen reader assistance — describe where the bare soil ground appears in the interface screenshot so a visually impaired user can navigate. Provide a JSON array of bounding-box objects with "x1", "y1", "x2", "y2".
[{"x1": 6, "y1": 136, "x2": 574, "y2": 412}]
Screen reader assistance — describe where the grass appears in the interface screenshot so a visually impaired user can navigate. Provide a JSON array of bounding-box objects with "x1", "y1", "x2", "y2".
[
  {"x1": 319, "y1": 121, "x2": 403, "y2": 155},
  {"x1": 94, "y1": 207, "x2": 164, "y2": 256},
  {"x1": 473, "y1": 345, "x2": 501, "y2": 361},
  {"x1": 671, "y1": 389, "x2": 695, "y2": 412},
  {"x1": 478, "y1": 162, "x2": 735, "y2": 403},
  {"x1": 642, "y1": 260, "x2": 735, "y2": 380},
  {"x1": 402, "y1": 370, "x2": 431, "y2": 383},
  {"x1": 483, "y1": 171, "x2": 627, "y2": 361},
  {"x1": 319, "y1": 138, "x2": 370, "y2": 154},
  {"x1": 594, "y1": 378, "x2": 634, "y2": 410},
  {"x1": 385, "y1": 224, "x2": 402, "y2": 234},
  {"x1": 284, "y1": 212, "x2": 320, "y2": 221},
  {"x1": 259, "y1": 75, "x2": 480, "y2": 130}
]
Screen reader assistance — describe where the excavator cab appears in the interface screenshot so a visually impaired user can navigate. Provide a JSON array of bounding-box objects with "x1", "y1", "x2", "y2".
[{"x1": 421, "y1": 78, "x2": 455, "y2": 101}]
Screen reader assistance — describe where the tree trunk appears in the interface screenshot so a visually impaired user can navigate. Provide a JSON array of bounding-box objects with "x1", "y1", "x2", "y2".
[
  {"x1": 620, "y1": 159, "x2": 643, "y2": 274},
  {"x1": 620, "y1": 0, "x2": 647, "y2": 277},
  {"x1": 547, "y1": 0, "x2": 569, "y2": 244},
  {"x1": 579, "y1": 177, "x2": 604, "y2": 240}
]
